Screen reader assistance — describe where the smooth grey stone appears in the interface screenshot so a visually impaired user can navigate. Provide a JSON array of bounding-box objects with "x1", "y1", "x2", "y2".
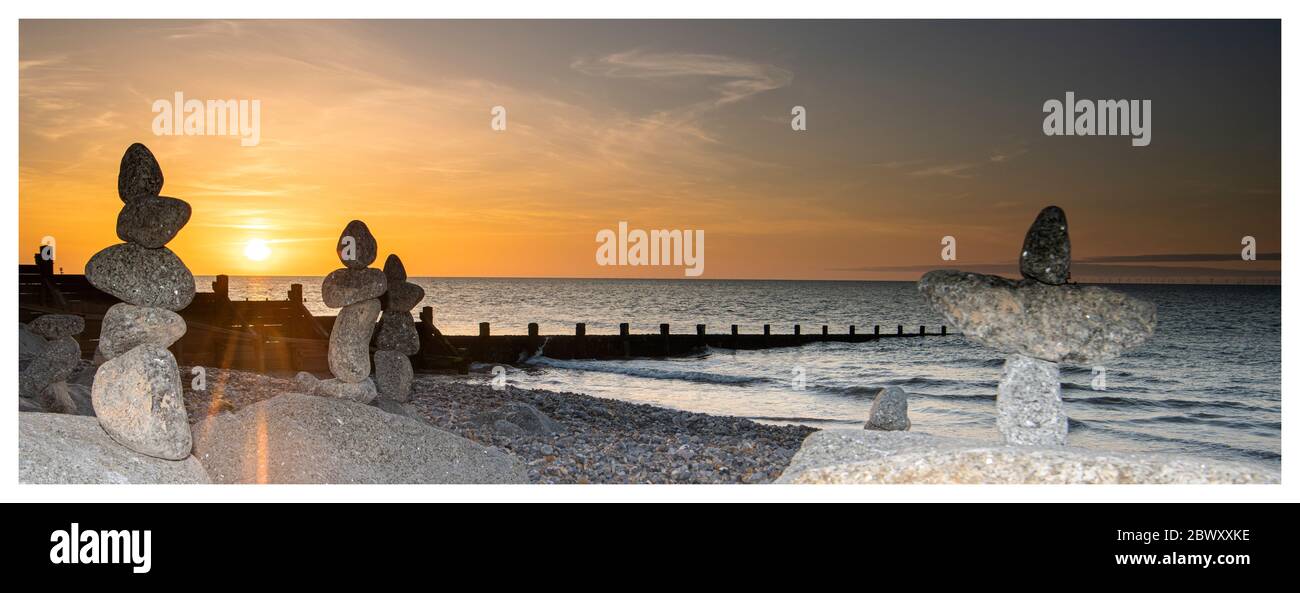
[
  {"x1": 91, "y1": 344, "x2": 191, "y2": 460},
  {"x1": 472, "y1": 402, "x2": 564, "y2": 436},
  {"x1": 328, "y1": 298, "x2": 381, "y2": 382},
  {"x1": 85, "y1": 243, "x2": 195, "y2": 311},
  {"x1": 19, "y1": 336, "x2": 80, "y2": 398},
  {"x1": 66, "y1": 382, "x2": 95, "y2": 416},
  {"x1": 321, "y1": 267, "x2": 387, "y2": 308},
  {"x1": 1020, "y1": 205, "x2": 1071, "y2": 284},
  {"x1": 28, "y1": 314, "x2": 84, "y2": 339},
  {"x1": 314, "y1": 377, "x2": 378, "y2": 404},
  {"x1": 374, "y1": 350, "x2": 413, "y2": 402},
  {"x1": 997, "y1": 355, "x2": 1066, "y2": 446},
  {"x1": 336, "y1": 219, "x2": 377, "y2": 269},
  {"x1": 918, "y1": 270, "x2": 1156, "y2": 364},
  {"x1": 19, "y1": 323, "x2": 47, "y2": 368},
  {"x1": 116, "y1": 195, "x2": 191, "y2": 248},
  {"x1": 294, "y1": 371, "x2": 320, "y2": 394},
  {"x1": 96, "y1": 303, "x2": 186, "y2": 360},
  {"x1": 192, "y1": 393, "x2": 527, "y2": 484},
  {"x1": 383, "y1": 281, "x2": 424, "y2": 312},
  {"x1": 117, "y1": 143, "x2": 163, "y2": 202},
  {"x1": 374, "y1": 312, "x2": 419, "y2": 356},
  {"x1": 865, "y1": 386, "x2": 910, "y2": 431},
  {"x1": 383, "y1": 253, "x2": 407, "y2": 284},
  {"x1": 776, "y1": 429, "x2": 1279, "y2": 484},
  {"x1": 20, "y1": 413, "x2": 209, "y2": 484},
  {"x1": 37, "y1": 381, "x2": 76, "y2": 414}
]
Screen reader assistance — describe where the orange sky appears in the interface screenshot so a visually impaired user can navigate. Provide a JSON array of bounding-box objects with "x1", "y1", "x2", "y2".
[{"x1": 19, "y1": 20, "x2": 1280, "y2": 280}]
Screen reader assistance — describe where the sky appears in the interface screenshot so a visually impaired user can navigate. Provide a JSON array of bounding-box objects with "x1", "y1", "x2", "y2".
[{"x1": 18, "y1": 20, "x2": 1280, "y2": 281}]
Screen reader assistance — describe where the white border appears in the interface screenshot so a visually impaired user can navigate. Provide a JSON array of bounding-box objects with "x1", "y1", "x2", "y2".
[{"x1": 2, "y1": 2, "x2": 1293, "y2": 503}]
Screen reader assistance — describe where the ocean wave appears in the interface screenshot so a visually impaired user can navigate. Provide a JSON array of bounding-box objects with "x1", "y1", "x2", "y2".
[{"x1": 526, "y1": 356, "x2": 771, "y2": 386}]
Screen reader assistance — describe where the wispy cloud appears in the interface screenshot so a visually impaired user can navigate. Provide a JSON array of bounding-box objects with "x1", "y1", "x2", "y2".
[{"x1": 572, "y1": 50, "x2": 792, "y2": 108}]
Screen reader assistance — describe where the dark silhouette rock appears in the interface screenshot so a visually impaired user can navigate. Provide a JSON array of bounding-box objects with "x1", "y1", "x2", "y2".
[
  {"x1": 1019, "y1": 206, "x2": 1070, "y2": 285},
  {"x1": 118, "y1": 143, "x2": 164, "y2": 201},
  {"x1": 321, "y1": 268, "x2": 387, "y2": 308},
  {"x1": 116, "y1": 195, "x2": 191, "y2": 248},
  {"x1": 85, "y1": 243, "x2": 195, "y2": 311},
  {"x1": 336, "y1": 220, "x2": 377, "y2": 269}
]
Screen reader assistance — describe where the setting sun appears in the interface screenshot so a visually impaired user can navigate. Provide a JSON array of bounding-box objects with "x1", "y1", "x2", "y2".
[{"x1": 243, "y1": 239, "x2": 272, "y2": 262}]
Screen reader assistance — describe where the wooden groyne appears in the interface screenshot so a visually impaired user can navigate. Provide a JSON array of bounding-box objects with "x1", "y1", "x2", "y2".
[
  {"x1": 447, "y1": 321, "x2": 948, "y2": 364},
  {"x1": 20, "y1": 255, "x2": 951, "y2": 373}
]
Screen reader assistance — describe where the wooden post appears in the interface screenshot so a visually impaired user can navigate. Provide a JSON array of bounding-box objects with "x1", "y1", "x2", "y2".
[
  {"x1": 897, "y1": 325, "x2": 903, "y2": 336},
  {"x1": 288, "y1": 283, "x2": 303, "y2": 303},
  {"x1": 575, "y1": 323, "x2": 586, "y2": 336},
  {"x1": 528, "y1": 322, "x2": 539, "y2": 337},
  {"x1": 763, "y1": 324, "x2": 771, "y2": 336},
  {"x1": 660, "y1": 323, "x2": 671, "y2": 356},
  {"x1": 874, "y1": 325, "x2": 880, "y2": 337},
  {"x1": 620, "y1": 323, "x2": 630, "y2": 358},
  {"x1": 575, "y1": 323, "x2": 586, "y2": 358},
  {"x1": 213, "y1": 275, "x2": 230, "y2": 301},
  {"x1": 794, "y1": 324, "x2": 801, "y2": 336},
  {"x1": 696, "y1": 324, "x2": 706, "y2": 349},
  {"x1": 479, "y1": 322, "x2": 491, "y2": 338},
  {"x1": 822, "y1": 325, "x2": 828, "y2": 336},
  {"x1": 420, "y1": 307, "x2": 433, "y2": 327},
  {"x1": 849, "y1": 325, "x2": 856, "y2": 336},
  {"x1": 920, "y1": 325, "x2": 926, "y2": 336},
  {"x1": 941, "y1": 325, "x2": 947, "y2": 336},
  {"x1": 731, "y1": 324, "x2": 739, "y2": 335}
]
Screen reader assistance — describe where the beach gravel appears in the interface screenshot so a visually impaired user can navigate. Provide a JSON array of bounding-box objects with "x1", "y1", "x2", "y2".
[
  {"x1": 191, "y1": 393, "x2": 528, "y2": 484},
  {"x1": 20, "y1": 412, "x2": 209, "y2": 484},
  {"x1": 777, "y1": 430, "x2": 1279, "y2": 484}
]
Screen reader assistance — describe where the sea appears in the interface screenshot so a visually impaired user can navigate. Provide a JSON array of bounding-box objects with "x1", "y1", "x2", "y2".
[{"x1": 204, "y1": 276, "x2": 1282, "y2": 468}]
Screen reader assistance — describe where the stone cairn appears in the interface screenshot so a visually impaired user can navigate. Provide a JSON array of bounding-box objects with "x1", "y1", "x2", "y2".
[
  {"x1": 20, "y1": 314, "x2": 86, "y2": 414},
  {"x1": 373, "y1": 254, "x2": 424, "y2": 402},
  {"x1": 918, "y1": 205, "x2": 1157, "y2": 446},
  {"x1": 85, "y1": 143, "x2": 196, "y2": 460},
  {"x1": 308, "y1": 220, "x2": 386, "y2": 403}
]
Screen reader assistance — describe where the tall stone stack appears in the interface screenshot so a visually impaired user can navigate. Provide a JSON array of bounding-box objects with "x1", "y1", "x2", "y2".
[
  {"x1": 918, "y1": 205, "x2": 1157, "y2": 446},
  {"x1": 20, "y1": 314, "x2": 86, "y2": 414},
  {"x1": 85, "y1": 143, "x2": 196, "y2": 460},
  {"x1": 373, "y1": 254, "x2": 424, "y2": 402},
  {"x1": 316, "y1": 220, "x2": 386, "y2": 403}
]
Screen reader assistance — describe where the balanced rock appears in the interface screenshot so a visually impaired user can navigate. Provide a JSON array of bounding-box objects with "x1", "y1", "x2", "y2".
[
  {"x1": 328, "y1": 298, "x2": 381, "y2": 382},
  {"x1": 321, "y1": 267, "x2": 387, "y2": 308},
  {"x1": 117, "y1": 142, "x2": 163, "y2": 201},
  {"x1": 28, "y1": 314, "x2": 84, "y2": 340},
  {"x1": 192, "y1": 393, "x2": 528, "y2": 484},
  {"x1": 336, "y1": 220, "x2": 378, "y2": 270},
  {"x1": 20, "y1": 413, "x2": 209, "y2": 484},
  {"x1": 91, "y1": 344, "x2": 191, "y2": 460},
  {"x1": 86, "y1": 243, "x2": 196, "y2": 311},
  {"x1": 315, "y1": 377, "x2": 378, "y2": 403},
  {"x1": 116, "y1": 195, "x2": 192, "y2": 248},
  {"x1": 383, "y1": 281, "x2": 425, "y2": 312},
  {"x1": 383, "y1": 254, "x2": 407, "y2": 284},
  {"x1": 865, "y1": 386, "x2": 910, "y2": 431},
  {"x1": 96, "y1": 303, "x2": 186, "y2": 360},
  {"x1": 1020, "y1": 205, "x2": 1070, "y2": 285},
  {"x1": 374, "y1": 312, "x2": 420, "y2": 355},
  {"x1": 918, "y1": 270, "x2": 1156, "y2": 365},
  {"x1": 19, "y1": 336, "x2": 80, "y2": 398},
  {"x1": 998, "y1": 355, "x2": 1067, "y2": 446},
  {"x1": 374, "y1": 350, "x2": 413, "y2": 402}
]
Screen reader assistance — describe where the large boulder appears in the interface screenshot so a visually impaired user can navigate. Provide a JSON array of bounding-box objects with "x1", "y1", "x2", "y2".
[
  {"x1": 321, "y1": 268, "x2": 387, "y2": 308},
  {"x1": 91, "y1": 344, "x2": 191, "y2": 460},
  {"x1": 776, "y1": 430, "x2": 1279, "y2": 485},
  {"x1": 116, "y1": 195, "x2": 191, "y2": 248},
  {"x1": 85, "y1": 243, "x2": 195, "y2": 311},
  {"x1": 28, "y1": 314, "x2": 84, "y2": 340},
  {"x1": 117, "y1": 142, "x2": 164, "y2": 202},
  {"x1": 192, "y1": 393, "x2": 529, "y2": 484},
  {"x1": 20, "y1": 413, "x2": 209, "y2": 484},
  {"x1": 96, "y1": 303, "x2": 187, "y2": 360},
  {"x1": 918, "y1": 270, "x2": 1156, "y2": 364},
  {"x1": 328, "y1": 298, "x2": 381, "y2": 382},
  {"x1": 19, "y1": 336, "x2": 80, "y2": 398}
]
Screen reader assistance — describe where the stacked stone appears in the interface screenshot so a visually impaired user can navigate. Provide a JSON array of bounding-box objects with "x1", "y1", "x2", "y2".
[
  {"x1": 918, "y1": 205, "x2": 1157, "y2": 447},
  {"x1": 373, "y1": 255, "x2": 424, "y2": 402},
  {"x1": 85, "y1": 143, "x2": 196, "y2": 460},
  {"x1": 315, "y1": 220, "x2": 385, "y2": 403},
  {"x1": 20, "y1": 315, "x2": 86, "y2": 414}
]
